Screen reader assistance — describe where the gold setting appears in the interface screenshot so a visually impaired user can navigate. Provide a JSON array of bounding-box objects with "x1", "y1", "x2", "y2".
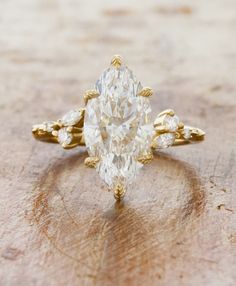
[
  {"x1": 84, "y1": 90, "x2": 100, "y2": 105},
  {"x1": 137, "y1": 152, "x2": 154, "y2": 164},
  {"x1": 114, "y1": 183, "x2": 126, "y2": 201},
  {"x1": 152, "y1": 109, "x2": 205, "y2": 149},
  {"x1": 111, "y1": 55, "x2": 122, "y2": 68},
  {"x1": 32, "y1": 55, "x2": 205, "y2": 201},
  {"x1": 84, "y1": 157, "x2": 100, "y2": 168},
  {"x1": 138, "y1": 87, "x2": 153, "y2": 97}
]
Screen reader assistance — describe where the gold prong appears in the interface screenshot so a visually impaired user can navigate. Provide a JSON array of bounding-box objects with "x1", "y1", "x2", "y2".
[
  {"x1": 137, "y1": 152, "x2": 154, "y2": 164},
  {"x1": 62, "y1": 142, "x2": 68, "y2": 149},
  {"x1": 56, "y1": 120, "x2": 63, "y2": 128},
  {"x1": 191, "y1": 128, "x2": 205, "y2": 140},
  {"x1": 158, "y1": 109, "x2": 175, "y2": 117},
  {"x1": 155, "y1": 125, "x2": 169, "y2": 134},
  {"x1": 32, "y1": 126, "x2": 37, "y2": 132},
  {"x1": 66, "y1": 126, "x2": 73, "y2": 133},
  {"x1": 84, "y1": 90, "x2": 100, "y2": 105},
  {"x1": 138, "y1": 87, "x2": 153, "y2": 97},
  {"x1": 114, "y1": 183, "x2": 126, "y2": 201},
  {"x1": 178, "y1": 122, "x2": 184, "y2": 129},
  {"x1": 80, "y1": 108, "x2": 85, "y2": 117},
  {"x1": 52, "y1": 130, "x2": 58, "y2": 137},
  {"x1": 84, "y1": 156, "x2": 100, "y2": 168},
  {"x1": 111, "y1": 55, "x2": 122, "y2": 68}
]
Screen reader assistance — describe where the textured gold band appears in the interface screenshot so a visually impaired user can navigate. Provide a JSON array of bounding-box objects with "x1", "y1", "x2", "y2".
[
  {"x1": 32, "y1": 56, "x2": 206, "y2": 201},
  {"x1": 32, "y1": 108, "x2": 205, "y2": 150}
]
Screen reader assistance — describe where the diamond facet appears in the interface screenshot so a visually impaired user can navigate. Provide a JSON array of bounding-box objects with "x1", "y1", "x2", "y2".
[
  {"x1": 163, "y1": 115, "x2": 179, "y2": 131},
  {"x1": 61, "y1": 110, "x2": 82, "y2": 126},
  {"x1": 183, "y1": 127, "x2": 191, "y2": 139},
  {"x1": 154, "y1": 133, "x2": 175, "y2": 149},
  {"x1": 84, "y1": 64, "x2": 153, "y2": 189}
]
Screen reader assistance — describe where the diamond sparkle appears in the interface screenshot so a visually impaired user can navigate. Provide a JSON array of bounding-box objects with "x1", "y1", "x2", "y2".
[
  {"x1": 58, "y1": 128, "x2": 73, "y2": 145},
  {"x1": 163, "y1": 115, "x2": 179, "y2": 132},
  {"x1": 61, "y1": 110, "x2": 82, "y2": 126},
  {"x1": 84, "y1": 64, "x2": 153, "y2": 189}
]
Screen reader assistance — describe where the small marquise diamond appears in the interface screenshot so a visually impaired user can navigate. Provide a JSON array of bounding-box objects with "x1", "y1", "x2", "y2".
[
  {"x1": 154, "y1": 133, "x2": 176, "y2": 149},
  {"x1": 183, "y1": 127, "x2": 192, "y2": 139},
  {"x1": 61, "y1": 109, "x2": 82, "y2": 126},
  {"x1": 163, "y1": 115, "x2": 179, "y2": 132}
]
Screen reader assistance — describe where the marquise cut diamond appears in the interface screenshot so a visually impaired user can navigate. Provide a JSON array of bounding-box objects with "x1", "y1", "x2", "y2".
[
  {"x1": 84, "y1": 64, "x2": 153, "y2": 189},
  {"x1": 61, "y1": 110, "x2": 82, "y2": 126},
  {"x1": 183, "y1": 127, "x2": 191, "y2": 139},
  {"x1": 154, "y1": 133, "x2": 175, "y2": 149},
  {"x1": 163, "y1": 115, "x2": 179, "y2": 132}
]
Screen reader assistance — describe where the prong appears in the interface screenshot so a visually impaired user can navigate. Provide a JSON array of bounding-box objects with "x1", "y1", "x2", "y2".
[
  {"x1": 154, "y1": 125, "x2": 169, "y2": 134},
  {"x1": 56, "y1": 120, "x2": 63, "y2": 128},
  {"x1": 84, "y1": 156, "x2": 100, "y2": 168},
  {"x1": 32, "y1": 126, "x2": 38, "y2": 132},
  {"x1": 178, "y1": 122, "x2": 184, "y2": 129},
  {"x1": 84, "y1": 90, "x2": 100, "y2": 105},
  {"x1": 138, "y1": 87, "x2": 153, "y2": 97},
  {"x1": 137, "y1": 152, "x2": 154, "y2": 164},
  {"x1": 52, "y1": 130, "x2": 58, "y2": 137},
  {"x1": 191, "y1": 128, "x2": 205, "y2": 140},
  {"x1": 80, "y1": 108, "x2": 85, "y2": 117},
  {"x1": 66, "y1": 126, "x2": 83, "y2": 134},
  {"x1": 66, "y1": 126, "x2": 73, "y2": 133},
  {"x1": 158, "y1": 109, "x2": 175, "y2": 117},
  {"x1": 62, "y1": 142, "x2": 68, "y2": 149},
  {"x1": 114, "y1": 183, "x2": 126, "y2": 201},
  {"x1": 111, "y1": 55, "x2": 122, "y2": 68}
]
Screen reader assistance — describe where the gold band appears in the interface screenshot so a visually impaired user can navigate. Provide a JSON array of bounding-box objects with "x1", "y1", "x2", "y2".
[
  {"x1": 32, "y1": 108, "x2": 85, "y2": 149},
  {"x1": 32, "y1": 108, "x2": 205, "y2": 150},
  {"x1": 171, "y1": 126, "x2": 205, "y2": 146},
  {"x1": 31, "y1": 55, "x2": 205, "y2": 201}
]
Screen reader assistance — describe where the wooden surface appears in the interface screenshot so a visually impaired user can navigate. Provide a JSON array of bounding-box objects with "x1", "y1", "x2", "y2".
[{"x1": 0, "y1": 0, "x2": 236, "y2": 285}]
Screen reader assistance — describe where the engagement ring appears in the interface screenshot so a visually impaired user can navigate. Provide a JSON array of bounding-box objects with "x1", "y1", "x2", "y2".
[{"x1": 32, "y1": 55, "x2": 205, "y2": 200}]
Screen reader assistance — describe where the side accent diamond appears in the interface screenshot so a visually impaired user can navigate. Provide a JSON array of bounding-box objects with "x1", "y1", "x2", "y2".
[
  {"x1": 58, "y1": 128, "x2": 73, "y2": 145},
  {"x1": 163, "y1": 115, "x2": 180, "y2": 131},
  {"x1": 61, "y1": 110, "x2": 82, "y2": 126},
  {"x1": 154, "y1": 133, "x2": 175, "y2": 149}
]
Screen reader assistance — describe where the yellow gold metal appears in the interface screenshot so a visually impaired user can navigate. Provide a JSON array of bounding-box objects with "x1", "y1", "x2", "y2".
[
  {"x1": 114, "y1": 183, "x2": 126, "y2": 201},
  {"x1": 32, "y1": 125, "x2": 58, "y2": 143},
  {"x1": 111, "y1": 55, "x2": 122, "y2": 68},
  {"x1": 155, "y1": 125, "x2": 171, "y2": 134},
  {"x1": 151, "y1": 108, "x2": 206, "y2": 149},
  {"x1": 32, "y1": 109, "x2": 85, "y2": 147},
  {"x1": 84, "y1": 157, "x2": 100, "y2": 168},
  {"x1": 137, "y1": 152, "x2": 154, "y2": 164},
  {"x1": 52, "y1": 130, "x2": 58, "y2": 137},
  {"x1": 178, "y1": 122, "x2": 184, "y2": 129},
  {"x1": 158, "y1": 109, "x2": 175, "y2": 117},
  {"x1": 138, "y1": 87, "x2": 153, "y2": 97},
  {"x1": 84, "y1": 90, "x2": 100, "y2": 105},
  {"x1": 32, "y1": 55, "x2": 206, "y2": 202},
  {"x1": 66, "y1": 126, "x2": 73, "y2": 132}
]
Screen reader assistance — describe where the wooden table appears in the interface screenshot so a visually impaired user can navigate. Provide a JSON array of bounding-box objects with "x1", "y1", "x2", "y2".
[{"x1": 0, "y1": 0, "x2": 235, "y2": 285}]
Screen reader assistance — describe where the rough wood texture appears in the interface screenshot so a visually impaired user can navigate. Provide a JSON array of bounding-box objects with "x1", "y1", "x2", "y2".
[{"x1": 0, "y1": 0, "x2": 236, "y2": 285}]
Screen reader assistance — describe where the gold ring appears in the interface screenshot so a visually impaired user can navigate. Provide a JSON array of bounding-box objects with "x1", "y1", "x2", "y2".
[{"x1": 32, "y1": 55, "x2": 205, "y2": 201}]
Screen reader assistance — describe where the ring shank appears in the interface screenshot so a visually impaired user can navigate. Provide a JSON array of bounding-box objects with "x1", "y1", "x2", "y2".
[{"x1": 172, "y1": 126, "x2": 205, "y2": 146}]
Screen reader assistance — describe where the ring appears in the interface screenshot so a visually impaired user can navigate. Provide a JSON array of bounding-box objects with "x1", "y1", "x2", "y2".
[{"x1": 32, "y1": 55, "x2": 205, "y2": 201}]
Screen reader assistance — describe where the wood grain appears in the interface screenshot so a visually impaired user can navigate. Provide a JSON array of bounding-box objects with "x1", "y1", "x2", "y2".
[{"x1": 0, "y1": 0, "x2": 236, "y2": 285}]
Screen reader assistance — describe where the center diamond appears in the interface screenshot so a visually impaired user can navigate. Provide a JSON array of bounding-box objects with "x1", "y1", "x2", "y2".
[{"x1": 84, "y1": 62, "x2": 153, "y2": 190}]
